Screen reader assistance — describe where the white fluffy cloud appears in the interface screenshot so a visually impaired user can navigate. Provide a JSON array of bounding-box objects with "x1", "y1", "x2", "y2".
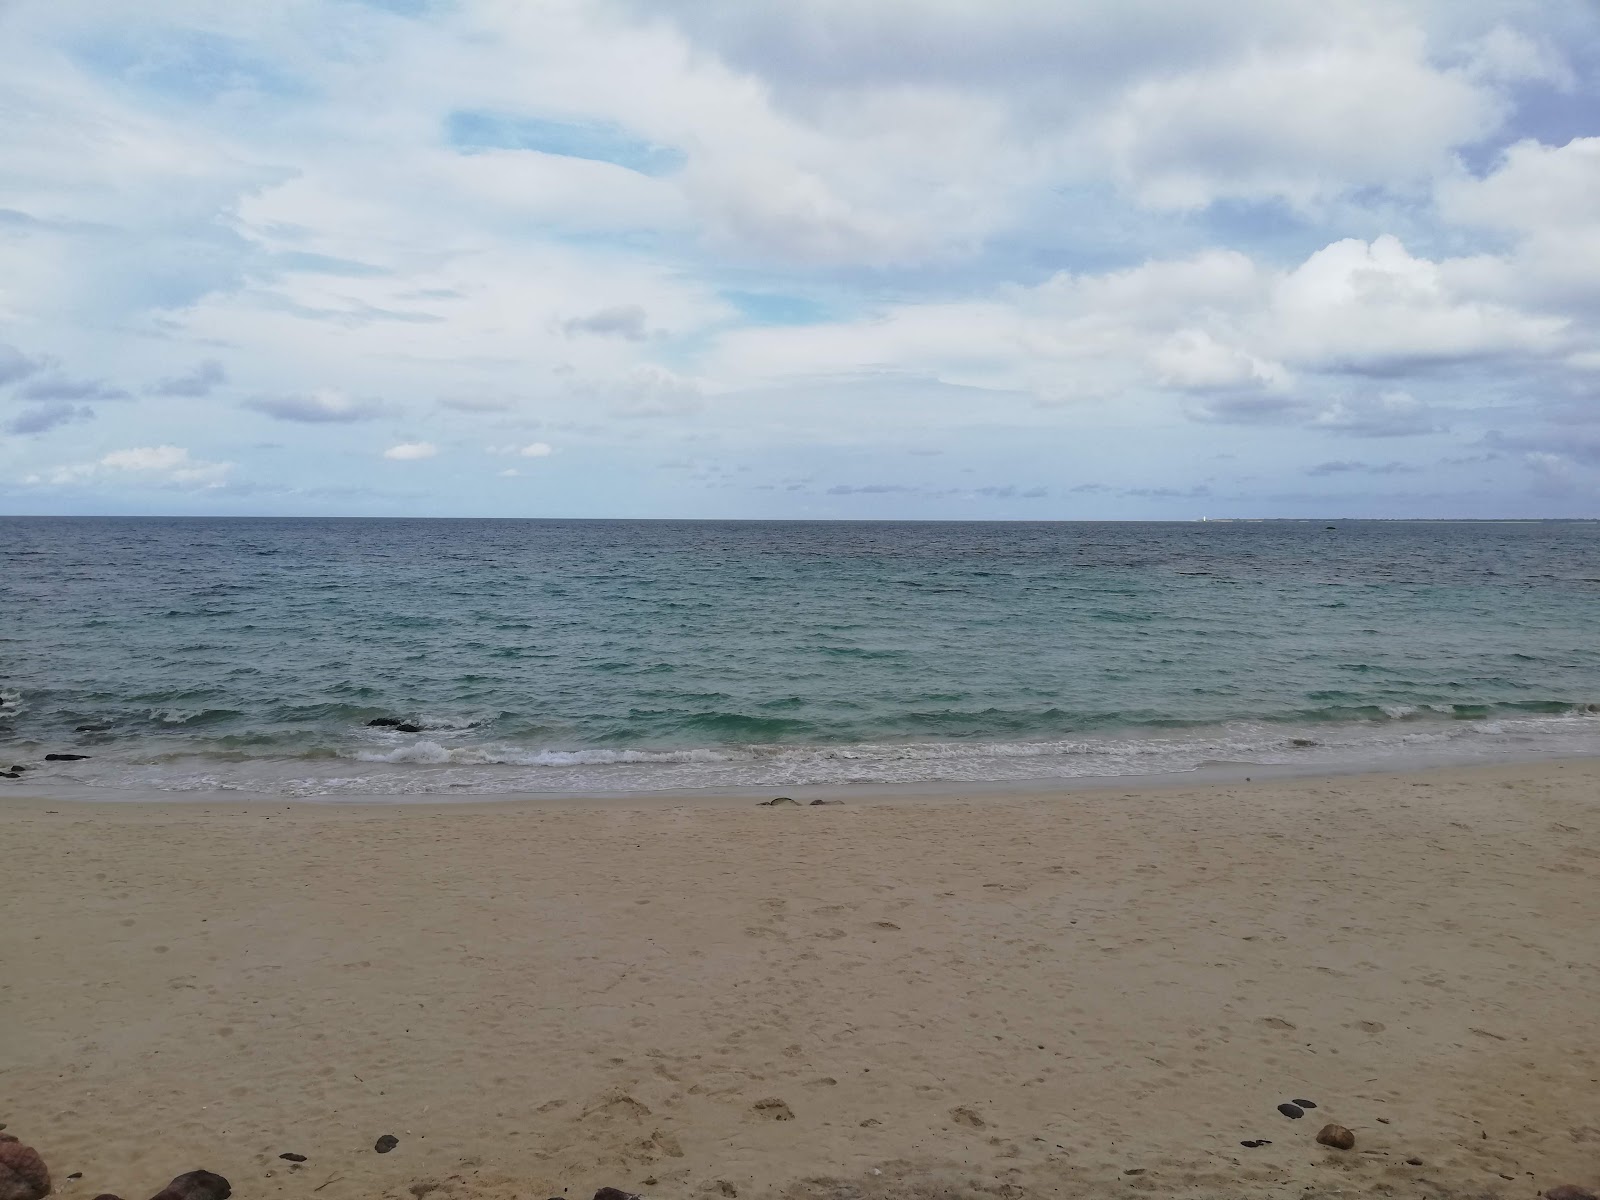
[
  {"x1": 25, "y1": 444, "x2": 232, "y2": 488},
  {"x1": 383, "y1": 441, "x2": 438, "y2": 460}
]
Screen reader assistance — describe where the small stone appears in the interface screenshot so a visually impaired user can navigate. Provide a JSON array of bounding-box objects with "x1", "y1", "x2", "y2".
[
  {"x1": 0, "y1": 773, "x2": 18, "y2": 780},
  {"x1": 1405, "y1": 1158, "x2": 1423, "y2": 1166},
  {"x1": 1123, "y1": 1168, "x2": 1145, "y2": 1176},
  {"x1": 1315, "y1": 1124, "x2": 1356, "y2": 1151},
  {"x1": 1376, "y1": 1117, "x2": 1391, "y2": 1124},
  {"x1": 147, "y1": 1171, "x2": 231, "y2": 1200},
  {"x1": 1545, "y1": 1187, "x2": 1599, "y2": 1200},
  {"x1": 859, "y1": 1118, "x2": 881, "y2": 1128},
  {"x1": 761, "y1": 797, "x2": 799, "y2": 806},
  {"x1": 0, "y1": 1139, "x2": 50, "y2": 1200},
  {"x1": 374, "y1": 1135, "x2": 399, "y2": 1154},
  {"x1": 1293, "y1": 1099, "x2": 1318, "y2": 1109},
  {"x1": 45, "y1": 753, "x2": 90, "y2": 761},
  {"x1": 277, "y1": 1154, "x2": 306, "y2": 1163},
  {"x1": 68, "y1": 1174, "x2": 83, "y2": 1181},
  {"x1": 1277, "y1": 1103, "x2": 1304, "y2": 1119},
  {"x1": 593, "y1": 1190, "x2": 640, "y2": 1200}
]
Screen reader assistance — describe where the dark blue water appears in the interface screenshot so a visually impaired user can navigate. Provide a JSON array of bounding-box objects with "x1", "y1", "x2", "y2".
[{"x1": 3, "y1": 518, "x2": 1598, "y2": 795}]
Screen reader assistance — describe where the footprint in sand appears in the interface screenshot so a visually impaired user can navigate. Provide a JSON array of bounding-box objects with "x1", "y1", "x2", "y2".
[{"x1": 950, "y1": 1106, "x2": 987, "y2": 1129}]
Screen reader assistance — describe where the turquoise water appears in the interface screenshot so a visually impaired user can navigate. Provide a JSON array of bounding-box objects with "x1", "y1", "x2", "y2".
[{"x1": 3, "y1": 517, "x2": 1598, "y2": 795}]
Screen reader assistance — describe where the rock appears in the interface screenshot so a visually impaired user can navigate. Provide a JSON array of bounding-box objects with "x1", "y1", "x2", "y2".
[
  {"x1": 0, "y1": 1139, "x2": 50, "y2": 1200},
  {"x1": 0, "y1": 773, "x2": 18, "y2": 780},
  {"x1": 395, "y1": 724, "x2": 423, "y2": 733},
  {"x1": 593, "y1": 1190, "x2": 640, "y2": 1200},
  {"x1": 1293, "y1": 1098, "x2": 1318, "y2": 1109},
  {"x1": 45, "y1": 753, "x2": 90, "y2": 761},
  {"x1": 1545, "y1": 1188, "x2": 1599, "y2": 1200},
  {"x1": 1289, "y1": 738, "x2": 1318, "y2": 747},
  {"x1": 753, "y1": 1097, "x2": 795, "y2": 1120},
  {"x1": 277, "y1": 1153, "x2": 306, "y2": 1162},
  {"x1": 148, "y1": 1171, "x2": 231, "y2": 1200},
  {"x1": 367, "y1": 718, "x2": 404, "y2": 727},
  {"x1": 759, "y1": 797, "x2": 799, "y2": 807},
  {"x1": 374, "y1": 1135, "x2": 399, "y2": 1154},
  {"x1": 93, "y1": 1195, "x2": 127, "y2": 1200},
  {"x1": 1277, "y1": 1103, "x2": 1304, "y2": 1119},
  {"x1": 68, "y1": 1174, "x2": 82, "y2": 1181},
  {"x1": 1315, "y1": 1124, "x2": 1356, "y2": 1151},
  {"x1": 10, "y1": 765, "x2": 29, "y2": 771},
  {"x1": 75, "y1": 724, "x2": 111, "y2": 733},
  {"x1": 1239, "y1": 1140, "x2": 1272, "y2": 1148},
  {"x1": 1405, "y1": 1158, "x2": 1423, "y2": 1166},
  {"x1": 809, "y1": 799, "x2": 844, "y2": 805}
]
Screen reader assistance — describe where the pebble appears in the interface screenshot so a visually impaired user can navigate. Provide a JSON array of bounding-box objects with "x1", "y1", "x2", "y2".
[
  {"x1": 277, "y1": 1154, "x2": 306, "y2": 1163},
  {"x1": 593, "y1": 1190, "x2": 640, "y2": 1200},
  {"x1": 759, "y1": 797, "x2": 799, "y2": 807},
  {"x1": 1545, "y1": 1188, "x2": 1599, "y2": 1200},
  {"x1": 373, "y1": 1135, "x2": 399, "y2": 1154},
  {"x1": 1293, "y1": 1099, "x2": 1317, "y2": 1109},
  {"x1": 1277, "y1": 1103, "x2": 1304, "y2": 1119},
  {"x1": 1239, "y1": 1140, "x2": 1272, "y2": 1148},
  {"x1": 147, "y1": 1171, "x2": 231, "y2": 1200},
  {"x1": 1405, "y1": 1158, "x2": 1423, "y2": 1166},
  {"x1": 1315, "y1": 1124, "x2": 1356, "y2": 1151}
]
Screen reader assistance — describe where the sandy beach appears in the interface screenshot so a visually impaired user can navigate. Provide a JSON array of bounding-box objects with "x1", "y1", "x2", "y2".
[{"x1": 3, "y1": 760, "x2": 1598, "y2": 1200}]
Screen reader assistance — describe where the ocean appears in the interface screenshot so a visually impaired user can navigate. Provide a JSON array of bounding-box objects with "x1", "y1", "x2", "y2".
[{"x1": 3, "y1": 517, "x2": 1598, "y2": 797}]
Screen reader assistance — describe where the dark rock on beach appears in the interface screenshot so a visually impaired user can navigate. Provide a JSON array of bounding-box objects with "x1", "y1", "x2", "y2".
[
  {"x1": 277, "y1": 1153, "x2": 306, "y2": 1163},
  {"x1": 809, "y1": 799, "x2": 844, "y2": 805},
  {"x1": 1277, "y1": 1103, "x2": 1305, "y2": 1119},
  {"x1": 374, "y1": 1134, "x2": 399, "y2": 1154},
  {"x1": 0, "y1": 1137, "x2": 51, "y2": 1200},
  {"x1": 593, "y1": 1190, "x2": 641, "y2": 1200},
  {"x1": 148, "y1": 1171, "x2": 231, "y2": 1200},
  {"x1": 0, "y1": 772, "x2": 19, "y2": 780},
  {"x1": 1545, "y1": 1188, "x2": 1599, "y2": 1200},
  {"x1": 1315, "y1": 1124, "x2": 1355, "y2": 1150},
  {"x1": 1293, "y1": 1098, "x2": 1317, "y2": 1108},
  {"x1": 45, "y1": 753, "x2": 91, "y2": 761},
  {"x1": 760, "y1": 797, "x2": 799, "y2": 806}
]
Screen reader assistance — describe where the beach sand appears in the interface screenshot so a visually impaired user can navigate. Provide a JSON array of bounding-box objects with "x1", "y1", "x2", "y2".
[{"x1": 3, "y1": 760, "x2": 1599, "y2": 1200}]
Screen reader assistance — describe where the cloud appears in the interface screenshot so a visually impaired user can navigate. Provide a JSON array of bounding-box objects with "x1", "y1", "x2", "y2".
[
  {"x1": 4, "y1": 402, "x2": 95, "y2": 435},
  {"x1": 608, "y1": 365, "x2": 704, "y2": 419},
  {"x1": 245, "y1": 390, "x2": 390, "y2": 422},
  {"x1": 26, "y1": 445, "x2": 232, "y2": 488},
  {"x1": 487, "y1": 442, "x2": 553, "y2": 457},
  {"x1": 383, "y1": 441, "x2": 438, "y2": 460},
  {"x1": 1307, "y1": 460, "x2": 1421, "y2": 476},
  {"x1": 0, "y1": 343, "x2": 48, "y2": 387},
  {"x1": 438, "y1": 396, "x2": 515, "y2": 412},
  {"x1": 151, "y1": 359, "x2": 227, "y2": 397},
  {"x1": 564, "y1": 304, "x2": 648, "y2": 340},
  {"x1": 17, "y1": 376, "x2": 131, "y2": 402}
]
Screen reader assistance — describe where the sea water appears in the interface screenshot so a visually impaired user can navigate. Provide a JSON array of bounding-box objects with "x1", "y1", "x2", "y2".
[{"x1": 3, "y1": 517, "x2": 1598, "y2": 796}]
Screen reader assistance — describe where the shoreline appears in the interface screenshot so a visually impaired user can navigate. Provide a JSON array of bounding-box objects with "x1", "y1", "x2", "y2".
[
  {"x1": 5, "y1": 757, "x2": 1599, "y2": 1199},
  {"x1": 6, "y1": 743, "x2": 1600, "y2": 807}
]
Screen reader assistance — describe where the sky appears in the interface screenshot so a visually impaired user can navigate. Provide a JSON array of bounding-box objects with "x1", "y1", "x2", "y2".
[{"x1": 1, "y1": 0, "x2": 1599, "y2": 519}]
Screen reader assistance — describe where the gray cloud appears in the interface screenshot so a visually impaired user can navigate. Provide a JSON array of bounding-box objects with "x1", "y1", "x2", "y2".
[
  {"x1": 244, "y1": 392, "x2": 391, "y2": 422},
  {"x1": 4, "y1": 402, "x2": 95, "y2": 435},
  {"x1": 17, "y1": 376, "x2": 130, "y2": 402},
  {"x1": 438, "y1": 396, "x2": 515, "y2": 413},
  {"x1": 0, "y1": 343, "x2": 47, "y2": 387},
  {"x1": 151, "y1": 359, "x2": 227, "y2": 397},
  {"x1": 1307, "y1": 460, "x2": 1420, "y2": 476},
  {"x1": 564, "y1": 305, "x2": 648, "y2": 340}
]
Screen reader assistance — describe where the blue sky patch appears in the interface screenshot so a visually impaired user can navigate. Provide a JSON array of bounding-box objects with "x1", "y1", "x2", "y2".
[{"x1": 446, "y1": 110, "x2": 685, "y2": 176}]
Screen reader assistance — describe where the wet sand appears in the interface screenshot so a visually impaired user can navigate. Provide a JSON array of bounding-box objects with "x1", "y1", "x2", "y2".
[{"x1": 3, "y1": 759, "x2": 1599, "y2": 1199}]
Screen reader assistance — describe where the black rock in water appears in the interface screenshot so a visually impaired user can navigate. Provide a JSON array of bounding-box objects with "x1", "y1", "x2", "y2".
[
  {"x1": 395, "y1": 723, "x2": 423, "y2": 733},
  {"x1": 75, "y1": 724, "x2": 111, "y2": 733},
  {"x1": 1277, "y1": 1103, "x2": 1304, "y2": 1119},
  {"x1": 373, "y1": 1135, "x2": 399, "y2": 1154},
  {"x1": 367, "y1": 718, "x2": 403, "y2": 727},
  {"x1": 45, "y1": 753, "x2": 90, "y2": 761}
]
